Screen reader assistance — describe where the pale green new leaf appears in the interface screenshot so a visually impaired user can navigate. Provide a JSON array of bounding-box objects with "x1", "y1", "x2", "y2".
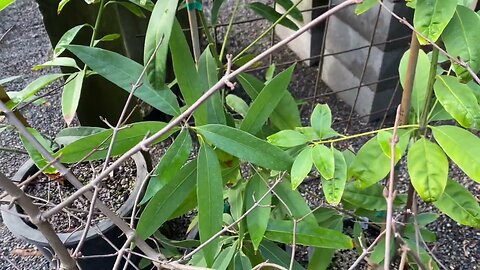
[
  {"x1": 196, "y1": 124, "x2": 293, "y2": 171},
  {"x1": 245, "y1": 174, "x2": 272, "y2": 250},
  {"x1": 355, "y1": 0, "x2": 378, "y2": 15},
  {"x1": 291, "y1": 147, "x2": 313, "y2": 189},
  {"x1": 197, "y1": 143, "x2": 223, "y2": 266},
  {"x1": 226, "y1": 94, "x2": 249, "y2": 118},
  {"x1": 434, "y1": 75, "x2": 480, "y2": 129},
  {"x1": 407, "y1": 138, "x2": 448, "y2": 202},
  {"x1": 310, "y1": 104, "x2": 332, "y2": 139},
  {"x1": 54, "y1": 24, "x2": 90, "y2": 57},
  {"x1": 0, "y1": 0, "x2": 15, "y2": 11},
  {"x1": 433, "y1": 179, "x2": 480, "y2": 228},
  {"x1": 414, "y1": 0, "x2": 457, "y2": 45},
  {"x1": 432, "y1": 125, "x2": 480, "y2": 183},
  {"x1": 33, "y1": 57, "x2": 80, "y2": 71},
  {"x1": 312, "y1": 144, "x2": 334, "y2": 180},
  {"x1": 321, "y1": 149, "x2": 347, "y2": 205},
  {"x1": 267, "y1": 130, "x2": 308, "y2": 148},
  {"x1": 93, "y1": 33, "x2": 121, "y2": 46},
  {"x1": 62, "y1": 70, "x2": 85, "y2": 125}
]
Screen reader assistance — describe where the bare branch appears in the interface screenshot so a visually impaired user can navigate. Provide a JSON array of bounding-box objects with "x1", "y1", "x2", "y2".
[{"x1": 348, "y1": 230, "x2": 386, "y2": 270}]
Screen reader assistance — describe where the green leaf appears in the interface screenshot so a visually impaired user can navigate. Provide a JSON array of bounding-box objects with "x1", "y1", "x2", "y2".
[
  {"x1": 267, "y1": 130, "x2": 308, "y2": 148},
  {"x1": 62, "y1": 70, "x2": 85, "y2": 125},
  {"x1": 274, "y1": 181, "x2": 318, "y2": 226},
  {"x1": 428, "y1": 101, "x2": 453, "y2": 122},
  {"x1": 265, "y1": 220, "x2": 353, "y2": 249},
  {"x1": 433, "y1": 179, "x2": 480, "y2": 228},
  {"x1": 6, "y1": 74, "x2": 65, "y2": 109},
  {"x1": 137, "y1": 161, "x2": 197, "y2": 238},
  {"x1": 93, "y1": 33, "x2": 121, "y2": 46},
  {"x1": 114, "y1": 2, "x2": 145, "y2": 18},
  {"x1": 275, "y1": 0, "x2": 303, "y2": 22},
  {"x1": 238, "y1": 73, "x2": 301, "y2": 130},
  {"x1": 127, "y1": 0, "x2": 154, "y2": 11},
  {"x1": 0, "y1": 75, "x2": 21, "y2": 85},
  {"x1": 468, "y1": 81, "x2": 480, "y2": 102},
  {"x1": 248, "y1": 2, "x2": 299, "y2": 30},
  {"x1": 290, "y1": 147, "x2": 313, "y2": 189},
  {"x1": 321, "y1": 149, "x2": 347, "y2": 205},
  {"x1": 54, "y1": 24, "x2": 90, "y2": 57},
  {"x1": 232, "y1": 252, "x2": 252, "y2": 270},
  {"x1": 197, "y1": 143, "x2": 224, "y2": 266},
  {"x1": 33, "y1": 57, "x2": 80, "y2": 71},
  {"x1": 144, "y1": 0, "x2": 178, "y2": 89},
  {"x1": 355, "y1": 0, "x2": 378, "y2": 15},
  {"x1": 57, "y1": 0, "x2": 71, "y2": 13},
  {"x1": 196, "y1": 124, "x2": 293, "y2": 171},
  {"x1": 199, "y1": 48, "x2": 226, "y2": 125},
  {"x1": 432, "y1": 125, "x2": 480, "y2": 183},
  {"x1": 312, "y1": 144, "x2": 335, "y2": 180},
  {"x1": 170, "y1": 20, "x2": 208, "y2": 125},
  {"x1": 0, "y1": 0, "x2": 15, "y2": 11},
  {"x1": 226, "y1": 94, "x2": 249, "y2": 118},
  {"x1": 407, "y1": 138, "x2": 448, "y2": 202},
  {"x1": 310, "y1": 104, "x2": 332, "y2": 139},
  {"x1": 212, "y1": 242, "x2": 238, "y2": 270},
  {"x1": 342, "y1": 183, "x2": 388, "y2": 211},
  {"x1": 54, "y1": 127, "x2": 105, "y2": 145},
  {"x1": 67, "y1": 45, "x2": 180, "y2": 116},
  {"x1": 20, "y1": 128, "x2": 57, "y2": 174},
  {"x1": 141, "y1": 129, "x2": 192, "y2": 203},
  {"x1": 211, "y1": 0, "x2": 227, "y2": 24},
  {"x1": 414, "y1": 0, "x2": 457, "y2": 45},
  {"x1": 240, "y1": 65, "x2": 295, "y2": 135},
  {"x1": 57, "y1": 121, "x2": 174, "y2": 163},
  {"x1": 258, "y1": 240, "x2": 305, "y2": 270},
  {"x1": 376, "y1": 130, "x2": 410, "y2": 159},
  {"x1": 442, "y1": 5, "x2": 480, "y2": 81},
  {"x1": 245, "y1": 174, "x2": 272, "y2": 250},
  {"x1": 265, "y1": 64, "x2": 276, "y2": 82},
  {"x1": 399, "y1": 49, "x2": 430, "y2": 119}
]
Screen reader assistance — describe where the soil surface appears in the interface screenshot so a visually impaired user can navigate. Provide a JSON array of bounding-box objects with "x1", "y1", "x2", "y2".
[{"x1": 0, "y1": 0, "x2": 479, "y2": 269}]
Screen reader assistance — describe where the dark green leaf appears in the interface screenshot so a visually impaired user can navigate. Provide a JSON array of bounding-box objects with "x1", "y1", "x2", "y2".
[
  {"x1": 211, "y1": 0, "x2": 227, "y2": 25},
  {"x1": 240, "y1": 65, "x2": 295, "y2": 135},
  {"x1": 20, "y1": 128, "x2": 57, "y2": 174},
  {"x1": 432, "y1": 125, "x2": 480, "y2": 183},
  {"x1": 275, "y1": 0, "x2": 303, "y2": 22},
  {"x1": 62, "y1": 70, "x2": 85, "y2": 125},
  {"x1": 245, "y1": 174, "x2": 272, "y2": 250},
  {"x1": 199, "y1": 48, "x2": 226, "y2": 124},
  {"x1": 291, "y1": 147, "x2": 313, "y2": 189},
  {"x1": 115, "y1": 1, "x2": 146, "y2": 18},
  {"x1": 127, "y1": 0, "x2": 154, "y2": 11},
  {"x1": 321, "y1": 149, "x2": 347, "y2": 205},
  {"x1": 312, "y1": 144, "x2": 334, "y2": 180},
  {"x1": 137, "y1": 161, "x2": 197, "y2": 238},
  {"x1": 197, "y1": 143, "x2": 224, "y2": 266},
  {"x1": 232, "y1": 252, "x2": 252, "y2": 270},
  {"x1": 196, "y1": 124, "x2": 293, "y2": 170},
  {"x1": 55, "y1": 126, "x2": 105, "y2": 145},
  {"x1": 342, "y1": 183, "x2": 387, "y2": 211},
  {"x1": 434, "y1": 75, "x2": 480, "y2": 128},
  {"x1": 407, "y1": 138, "x2": 448, "y2": 202},
  {"x1": 258, "y1": 240, "x2": 305, "y2": 270},
  {"x1": 141, "y1": 129, "x2": 192, "y2": 203},
  {"x1": 267, "y1": 130, "x2": 308, "y2": 148},
  {"x1": 54, "y1": 24, "x2": 90, "y2": 57},
  {"x1": 212, "y1": 242, "x2": 237, "y2": 270},
  {"x1": 67, "y1": 45, "x2": 180, "y2": 116},
  {"x1": 414, "y1": 0, "x2": 457, "y2": 45},
  {"x1": 248, "y1": 2, "x2": 299, "y2": 30}
]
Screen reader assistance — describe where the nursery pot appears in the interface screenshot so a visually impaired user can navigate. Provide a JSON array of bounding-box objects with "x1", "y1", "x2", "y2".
[{"x1": 1, "y1": 152, "x2": 150, "y2": 270}]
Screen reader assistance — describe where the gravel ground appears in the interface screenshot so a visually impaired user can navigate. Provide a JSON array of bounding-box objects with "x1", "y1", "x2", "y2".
[{"x1": 0, "y1": 0, "x2": 479, "y2": 269}]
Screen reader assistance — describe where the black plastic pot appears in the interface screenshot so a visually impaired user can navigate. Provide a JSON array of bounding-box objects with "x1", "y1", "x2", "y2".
[{"x1": 1, "y1": 152, "x2": 150, "y2": 270}]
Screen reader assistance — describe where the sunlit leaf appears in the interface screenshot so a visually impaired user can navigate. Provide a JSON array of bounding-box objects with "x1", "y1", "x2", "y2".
[
  {"x1": 414, "y1": 0, "x2": 457, "y2": 45},
  {"x1": 267, "y1": 130, "x2": 308, "y2": 148},
  {"x1": 321, "y1": 149, "x2": 347, "y2": 205},
  {"x1": 312, "y1": 144, "x2": 334, "y2": 180},
  {"x1": 62, "y1": 70, "x2": 85, "y2": 125},
  {"x1": 291, "y1": 147, "x2": 313, "y2": 189}
]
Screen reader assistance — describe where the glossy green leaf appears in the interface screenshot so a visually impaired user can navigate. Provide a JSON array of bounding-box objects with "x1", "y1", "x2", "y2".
[
  {"x1": 6, "y1": 74, "x2": 64, "y2": 109},
  {"x1": 199, "y1": 48, "x2": 226, "y2": 125},
  {"x1": 442, "y1": 5, "x2": 480, "y2": 81},
  {"x1": 312, "y1": 144, "x2": 334, "y2": 180},
  {"x1": 0, "y1": 0, "x2": 15, "y2": 11},
  {"x1": 240, "y1": 65, "x2": 294, "y2": 135},
  {"x1": 245, "y1": 174, "x2": 272, "y2": 250},
  {"x1": 433, "y1": 179, "x2": 480, "y2": 228},
  {"x1": 54, "y1": 127, "x2": 105, "y2": 145},
  {"x1": 248, "y1": 2, "x2": 299, "y2": 30},
  {"x1": 211, "y1": 0, "x2": 227, "y2": 24},
  {"x1": 311, "y1": 104, "x2": 332, "y2": 139},
  {"x1": 20, "y1": 128, "x2": 57, "y2": 174},
  {"x1": 137, "y1": 162, "x2": 197, "y2": 238},
  {"x1": 196, "y1": 124, "x2": 293, "y2": 170},
  {"x1": 428, "y1": 101, "x2": 453, "y2": 122},
  {"x1": 197, "y1": 143, "x2": 223, "y2": 266},
  {"x1": 321, "y1": 149, "x2": 347, "y2": 205},
  {"x1": 342, "y1": 183, "x2": 387, "y2": 211},
  {"x1": 468, "y1": 81, "x2": 480, "y2": 102},
  {"x1": 399, "y1": 49, "x2": 430, "y2": 119},
  {"x1": 54, "y1": 24, "x2": 90, "y2": 57},
  {"x1": 414, "y1": 0, "x2": 457, "y2": 45},
  {"x1": 355, "y1": 0, "x2": 378, "y2": 15},
  {"x1": 258, "y1": 240, "x2": 305, "y2": 270},
  {"x1": 33, "y1": 57, "x2": 80, "y2": 71},
  {"x1": 67, "y1": 45, "x2": 180, "y2": 116},
  {"x1": 170, "y1": 20, "x2": 208, "y2": 125},
  {"x1": 265, "y1": 220, "x2": 353, "y2": 249},
  {"x1": 144, "y1": 0, "x2": 178, "y2": 89},
  {"x1": 376, "y1": 129, "x2": 411, "y2": 159},
  {"x1": 432, "y1": 125, "x2": 480, "y2": 183},
  {"x1": 57, "y1": 0, "x2": 71, "y2": 13},
  {"x1": 226, "y1": 94, "x2": 249, "y2": 118},
  {"x1": 141, "y1": 129, "x2": 192, "y2": 203},
  {"x1": 212, "y1": 242, "x2": 237, "y2": 270},
  {"x1": 291, "y1": 147, "x2": 313, "y2": 189},
  {"x1": 407, "y1": 138, "x2": 448, "y2": 202},
  {"x1": 275, "y1": 0, "x2": 303, "y2": 22},
  {"x1": 62, "y1": 70, "x2": 85, "y2": 125},
  {"x1": 58, "y1": 121, "x2": 173, "y2": 163},
  {"x1": 267, "y1": 130, "x2": 308, "y2": 148},
  {"x1": 238, "y1": 73, "x2": 301, "y2": 130},
  {"x1": 232, "y1": 252, "x2": 252, "y2": 270}
]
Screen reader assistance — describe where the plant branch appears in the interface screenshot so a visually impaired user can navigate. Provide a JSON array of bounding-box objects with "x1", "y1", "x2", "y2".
[
  {"x1": 0, "y1": 146, "x2": 28, "y2": 155},
  {"x1": 0, "y1": 172, "x2": 78, "y2": 270},
  {"x1": 252, "y1": 262, "x2": 288, "y2": 270},
  {"x1": 348, "y1": 230, "x2": 386, "y2": 270},
  {"x1": 219, "y1": 0, "x2": 240, "y2": 61}
]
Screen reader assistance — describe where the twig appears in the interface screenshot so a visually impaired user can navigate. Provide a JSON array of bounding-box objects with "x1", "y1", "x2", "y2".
[
  {"x1": 398, "y1": 245, "x2": 409, "y2": 270},
  {"x1": 384, "y1": 105, "x2": 402, "y2": 270},
  {"x1": 252, "y1": 262, "x2": 288, "y2": 270},
  {"x1": 289, "y1": 219, "x2": 297, "y2": 270},
  {"x1": 224, "y1": 54, "x2": 236, "y2": 90},
  {"x1": 348, "y1": 230, "x2": 386, "y2": 270},
  {"x1": 0, "y1": 25, "x2": 14, "y2": 43},
  {"x1": 0, "y1": 172, "x2": 78, "y2": 270},
  {"x1": 112, "y1": 234, "x2": 135, "y2": 270},
  {"x1": 0, "y1": 146, "x2": 28, "y2": 155},
  {"x1": 393, "y1": 230, "x2": 427, "y2": 270}
]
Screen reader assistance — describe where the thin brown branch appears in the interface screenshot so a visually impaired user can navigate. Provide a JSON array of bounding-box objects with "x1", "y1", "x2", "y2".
[
  {"x1": 348, "y1": 230, "x2": 386, "y2": 270},
  {"x1": 0, "y1": 146, "x2": 28, "y2": 155}
]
